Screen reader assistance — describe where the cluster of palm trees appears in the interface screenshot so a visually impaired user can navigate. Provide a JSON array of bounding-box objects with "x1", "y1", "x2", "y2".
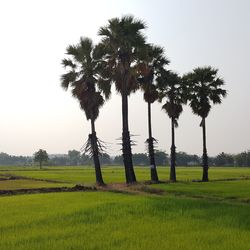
[{"x1": 61, "y1": 15, "x2": 226, "y2": 186}]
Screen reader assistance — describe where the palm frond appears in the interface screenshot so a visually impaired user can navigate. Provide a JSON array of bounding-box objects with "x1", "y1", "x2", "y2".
[
  {"x1": 97, "y1": 78, "x2": 112, "y2": 100},
  {"x1": 81, "y1": 134, "x2": 107, "y2": 157},
  {"x1": 61, "y1": 58, "x2": 76, "y2": 69},
  {"x1": 60, "y1": 71, "x2": 78, "y2": 90}
]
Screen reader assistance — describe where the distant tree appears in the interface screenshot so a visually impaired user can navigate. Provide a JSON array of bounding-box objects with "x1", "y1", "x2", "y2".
[
  {"x1": 0, "y1": 153, "x2": 13, "y2": 166},
  {"x1": 183, "y1": 66, "x2": 227, "y2": 181},
  {"x1": 49, "y1": 156, "x2": 68, "y2": 166},
  {"x1": 34, "y1": 149, "x2": 49, "y2": 169},
  {"x1": 132, "y1": 153, "x2": 148, "y2": 166},
  {"x1": 214, "y1": 152, "x2": 234, "y2": 166},
  {"x1": 80, "y1": 154, "x2": 91, "y2": 165},
  {"x1": 235, "y1": 151, "x2": 250, "y2": 167},
  {"x1": 113, "y1": 155, "x2": 123, "y2": 166},
  {"x1": 155, "y1": 150, "x2": 169, "y2": 166},
  {"x1": 68, "y1": 150, "x2": 81, "y2": 165},
  {"x1": 99, "y1": 153, "x2": 111, "y2": 165},
  {"x1": 176, "y1": 152, "x2": 200, "y2": 166},
  {"x1": 0, "y1": 153, "x2": 31, "y2": 166}
]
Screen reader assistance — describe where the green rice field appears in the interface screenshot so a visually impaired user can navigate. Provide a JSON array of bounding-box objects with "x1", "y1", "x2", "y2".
[{"x1": 0, "y1": 166, "x2": 250, "y2": 250}]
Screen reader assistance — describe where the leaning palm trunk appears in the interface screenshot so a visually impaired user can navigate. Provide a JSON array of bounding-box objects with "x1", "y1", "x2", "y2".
[
  {"x1": 170, "y1": 117, "x2": 176, "y2": 182},
  {"x1": 90, "y1": 118, "x2": 105, "y2": 186},
  {"x1": 122, "y1": 92, "x2": 136, "y2": 184},
  {"x1": 201, "y1": 118, "x2": 209, "y2": 182},
  {"x1": 147, "y1": 102, "x2": 159, "y2": 182}
]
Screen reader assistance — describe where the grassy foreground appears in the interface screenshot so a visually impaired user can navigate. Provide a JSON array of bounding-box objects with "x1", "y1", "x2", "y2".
[
  {"x1": 0, "y1": 191, "x2": 250, "y2": 250},
  {"x1": 0, "y1": 166, "x2": 250, "y2": 249}
]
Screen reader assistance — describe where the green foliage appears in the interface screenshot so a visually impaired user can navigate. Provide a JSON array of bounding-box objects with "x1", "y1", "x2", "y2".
[
  {"x1": 235, "y1": 151, "x2": 250, "y2": 166},
  {"x1": 67, "y1": 150, "x2": 81, "y2": 165},
  {"x1": 99, "y1": 153, "x2": 112, "y2": 165},
  {"x1": 154, "y1": 150, "x2": 169, "y2": 165},
  {"x1": 33, "y1": 149, "x2": 49, "y2": 168},
  {"x1": 0, "y1": 153, "x2": 31, "y2": 166},
  {"x1": 213, "y1": 152, "x2": 235, "y2": 166},
  {"x1": 2, "y1": 151, "x2": 250, "y2": 167},
  {"x1": 175, "y1": 152, "x2": 200, "y2": 166},
  {"x1": 132, "y1": 153, "x2": 148, "y2": 165}
]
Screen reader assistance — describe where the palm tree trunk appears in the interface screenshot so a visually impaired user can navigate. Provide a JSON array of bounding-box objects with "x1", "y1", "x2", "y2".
[
  {"x1": 122, "y1": 91, "x2": 136, "y2": 184},
  {"x1": 170, "y1": 117, "x2": 176, "y2": 182},
  {"x1": 147, "y1": 102, "x2": 158, "y2": 182},
  {"x1": 90, "y1": 118, "x2": 105, "y2": 186},
  {"x1": 201, "y1": 118, "x2": 209, "y2": 182}
]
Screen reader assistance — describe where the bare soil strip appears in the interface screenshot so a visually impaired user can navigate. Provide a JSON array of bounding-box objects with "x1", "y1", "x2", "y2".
[
  {"x1": 192, "y1": 176, "x2": 250, "y2": 182},
  {"x1": 0, "y1": 173, "x2": 68, "y2": 184},
  {"x1": 0, "y1": 185, "x2": 96, "y2": 196}
]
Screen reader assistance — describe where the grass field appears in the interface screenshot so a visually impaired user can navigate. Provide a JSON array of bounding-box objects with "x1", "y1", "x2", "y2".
[
  {"x1": 0, "y1": 166, "x2": 250, "y2": 250},
  {"x1": 1, "y1": 166, "x2": 250, "y2": 184}
]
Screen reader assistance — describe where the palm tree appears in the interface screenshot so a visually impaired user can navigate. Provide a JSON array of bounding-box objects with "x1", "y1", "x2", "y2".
[
  {"x1": 157, "y1": 70, "x2": 186, "y2": 182},
  {"x1": 61, "y1": 37, "x2": 108, "y2": 186},
  {"x1": 183, "y1": 66, "x2": 227, "y2": 182},
  {"x1": 138, "y1": 44, "x2": 169, "y2": 182},
  {"x1": 96, "y1": 15, "x2": 147, "y2": 184}
]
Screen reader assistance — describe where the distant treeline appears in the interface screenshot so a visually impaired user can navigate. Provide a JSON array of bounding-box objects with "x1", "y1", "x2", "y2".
[{"x1": 0, "y1": 150, "x2": 250, "y2": 167}]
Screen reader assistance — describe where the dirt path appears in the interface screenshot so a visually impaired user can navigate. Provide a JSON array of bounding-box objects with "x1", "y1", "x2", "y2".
[
  {"x1": 0, "y1": 185, "x2": 96, "y2": 196},
  {"x1": 0, "y1": 173, "x2": 68, "y2": 184}
]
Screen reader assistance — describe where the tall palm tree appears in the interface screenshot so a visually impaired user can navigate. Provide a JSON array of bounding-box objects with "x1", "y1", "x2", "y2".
[
  {"x1": 157, "y1": 70, "x2": 186, "y2": 182},
  {"x1": 61, "y1": 37, "x2": 108, "y2": 186},
  {"x1": 96, "y1": 15, "x2": 147, "y2": 184},
  {"x1": 138, "y1": 44, "x2": 169, "y2": 182},
  {"x1": 183, "y1": 66, "x2": 227, "y2": 182}
]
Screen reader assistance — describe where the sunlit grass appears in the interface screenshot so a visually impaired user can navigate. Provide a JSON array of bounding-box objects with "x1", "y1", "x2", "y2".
[
  {"x1": 0, "y1": 192, "x2": 250, "y2": 250},
  {"x1": 152, "y1": 180, "x2": 250, "y2": 201},
  {"x1": 1, "y1": 166, "x2": 250, "y2": 185},
  {"x1": 0, "y1": 167, "x2": 250, "y2": 249}
]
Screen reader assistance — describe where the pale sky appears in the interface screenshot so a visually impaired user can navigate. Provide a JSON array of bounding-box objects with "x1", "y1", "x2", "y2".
[{"x1": 0, "y1": 0, "x2": 249, "y2": 156}]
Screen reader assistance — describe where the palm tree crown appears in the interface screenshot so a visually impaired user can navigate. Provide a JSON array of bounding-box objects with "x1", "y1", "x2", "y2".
[
  {"x1": 138, "y1": 44, "x2": 169, "y2": 103},
  {"x1": 157, "y1": 70, "x2": 186, "y2": 126},
  {"x1": 61, "y1": 37, "x2": 106, "y2": 121},
  {"x1": 183, "y1": 66, "x2": 227, "y2": 120},
  {"x1": 96, "y1": 15, "x2": 147, "y2": 95}
]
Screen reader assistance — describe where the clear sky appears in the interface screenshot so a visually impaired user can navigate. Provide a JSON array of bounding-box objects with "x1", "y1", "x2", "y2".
[{"x1": 0, "y1": 0, "x2": 249, "y2": 156}]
